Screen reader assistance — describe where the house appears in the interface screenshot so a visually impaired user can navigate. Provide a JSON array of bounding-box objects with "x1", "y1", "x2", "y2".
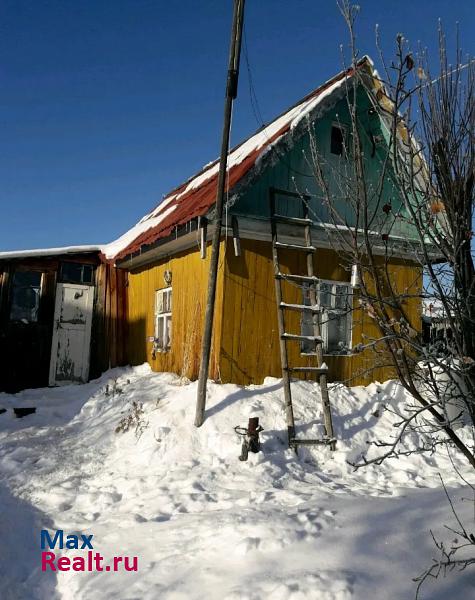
[
  {"x1": 102, "y1": 56, "x2": 422, "y2": 387},
  {"x1": 422, "y1": 299, "x2": 454, "y2": 349},
  {"x1": 0, "y1": 246, "x2": 126, "y2": 392},
  {"x1": 0, "y1": 58, "x2": 423, "y2": 393}
]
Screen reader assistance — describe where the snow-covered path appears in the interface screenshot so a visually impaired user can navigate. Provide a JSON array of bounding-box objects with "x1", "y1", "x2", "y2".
[{"x1": 0, "y1": 365, "x2": 473, "y2": 599}]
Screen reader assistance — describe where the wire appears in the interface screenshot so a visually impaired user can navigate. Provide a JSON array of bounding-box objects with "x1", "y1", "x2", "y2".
[
  {"x1": 242, "y1": 26, "x2": 316, "y2": 179},
  {"x1": 234, "y1": 425, "x2": 249, "y2": 436},
  {"x1": 224, "y1": 83, "x2": 235, "y2": 247},
  {"x1": 242, "y1": 26, "x2": 410, "y2": 231}
]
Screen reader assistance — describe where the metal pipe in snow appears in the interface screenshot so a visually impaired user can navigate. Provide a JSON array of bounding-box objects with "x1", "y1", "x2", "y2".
[{"x1": 195, "y1": 0, "x2": 246, "y2": 427}]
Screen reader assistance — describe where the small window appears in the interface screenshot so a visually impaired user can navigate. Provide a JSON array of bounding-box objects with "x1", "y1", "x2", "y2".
[
  {"x1": 330, "y1": 124, "x2": 347, "y2": 156},
  {"x1": 9, "y1": 271, "x2": 42, "y2": 323},
  {"x1": 59, "y1": 262, "x2": 94, "y2": 285},
  {"x1": 154, "y1": 287, "x2": 172, "y2": 351},
  {"x1": 301, "y1": 281, "x2": 352, "y2": 354}
]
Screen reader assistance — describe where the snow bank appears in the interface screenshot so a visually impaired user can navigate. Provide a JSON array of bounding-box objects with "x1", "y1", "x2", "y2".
[{"x1": 0, "y1": 366, "x2": 473, "y2": 599}]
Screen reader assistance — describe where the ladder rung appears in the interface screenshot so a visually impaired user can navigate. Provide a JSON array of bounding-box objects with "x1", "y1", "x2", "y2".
[
  {"x1": 286, "y1": 366, "x2": 328, "y2": 374},
  {"x1": 272, "y1": 214, "x2": 313, "y2": 226},
  {"x1": 281, "y1": 333, "x2": 323, "y2": 343},
  {"x1": 289, "y1": 438, "x2": 337, "y2": 447},
  {"x1": 275, "y1": 273, "x2": 320, "y2": 283},
  {"x1": 274, "y1": 242, "x2": 316, "y2": 252},
  {"x1": 280, "y1": 302, "x2": 321, "y2": 313}
]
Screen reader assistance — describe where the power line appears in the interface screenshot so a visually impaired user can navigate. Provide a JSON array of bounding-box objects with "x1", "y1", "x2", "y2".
[{"x1": 242, "y1": 26, "x2": 316, "y2": 179}]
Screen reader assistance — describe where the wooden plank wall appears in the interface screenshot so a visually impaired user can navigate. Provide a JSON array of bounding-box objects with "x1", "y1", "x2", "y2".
[
  {"x1": 125, "y1": 242, "x2": 225, "y2": 380},
  {"x1": 89, "y1": 262, "x2": 128, "y2": 378},
  {"x1": 0, "y1": 254, "x2": 120, "y2": 390},
  {"x1": 0, "y1": 261, "x2": 57, "y2": 391},
  {"x1": 220, "y1": 238, "x2": 422, "y2": 386}
]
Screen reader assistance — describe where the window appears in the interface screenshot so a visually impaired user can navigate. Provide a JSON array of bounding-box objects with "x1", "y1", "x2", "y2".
[
  {"x1": 330, "y1": 123, "x2": 347, "y2": 156},
  {"x1": 154, "y1": 287, "x2": 172, "y2": 351},
  {"x1": 59, "y1": 262, "x2": 95, "y2": 285},
  {"x1": 9, "y1": 271, "x2": 43, "y2": 323},
  {"x1": 301, "y1": 281, "x2": 352, "y2": 355}
]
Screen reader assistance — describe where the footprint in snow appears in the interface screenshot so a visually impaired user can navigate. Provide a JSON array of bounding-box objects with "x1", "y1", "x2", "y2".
[
  {"x1": 133, "y1": 514, "x2": 148, "y2": 523},
  {"x1": 152, "y1": 514, "x2": 171, "y2": 523},
  {"x1": 234, "y1": 536, "x2": 261, "y2": 555}
]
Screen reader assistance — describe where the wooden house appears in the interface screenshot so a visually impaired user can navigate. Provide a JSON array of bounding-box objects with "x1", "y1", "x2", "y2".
[
  {"x1": 1, "y1": 58, "x2": 423, "y2": 393},
  {"x1": 0, "y1": 246, "x2": 126, "y2": 392},
  {"x1": 104, "y1": 57, "x2": 422, "y2": 387}
]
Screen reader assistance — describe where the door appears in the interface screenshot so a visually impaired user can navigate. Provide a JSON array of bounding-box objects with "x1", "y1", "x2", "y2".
[{"x1": 49, "y1": 283, "x2": 94, "y2": 386}]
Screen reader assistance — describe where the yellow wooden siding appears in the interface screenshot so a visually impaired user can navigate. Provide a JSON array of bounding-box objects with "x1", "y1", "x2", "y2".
[
  {"x1": 125, "y1": 237, "x2": 422, "y2": 387},
  {"x1": 220, "y1": 238, "x2": 422, "y2": 386},
  {"x1": 126, "y1": 242, "x2": 225, "y2": 380}
]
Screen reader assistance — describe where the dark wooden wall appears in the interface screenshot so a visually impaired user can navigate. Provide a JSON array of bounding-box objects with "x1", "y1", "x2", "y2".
[
  {"x1": 0, "y1": 258, "x2": 58, "y2": 392},
  {"x1": 0, "y1": 255, "x2": 127, "y2": 392},
  {"x1": 89, "y1": 263, "x2": 128, "y2": 378}
]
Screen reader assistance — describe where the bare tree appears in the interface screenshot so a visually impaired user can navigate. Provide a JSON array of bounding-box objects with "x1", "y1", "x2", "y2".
[
  {"x1": 304, "y1": 1, "x2": 475, "y2": 467},
  {"x1": 413, "y1": 474, "x2": 475, "y2": 598},
  {"x1": 300, "y1": 2, "x2": 475, "y2": 591}
]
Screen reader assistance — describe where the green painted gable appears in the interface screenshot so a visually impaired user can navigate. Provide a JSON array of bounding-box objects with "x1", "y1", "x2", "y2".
[{"x1": 229, "y1": 85, "x2": 415, "y2": 241}]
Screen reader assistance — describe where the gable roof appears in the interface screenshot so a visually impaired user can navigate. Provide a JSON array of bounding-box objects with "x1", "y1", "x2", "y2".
[{"x1": 105, "y1": 57, "x2": 374, "y2": 262}]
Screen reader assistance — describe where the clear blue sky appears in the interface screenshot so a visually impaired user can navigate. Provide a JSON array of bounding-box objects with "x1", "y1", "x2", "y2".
[{"x1": 1, "y1": 0, "x2": 474, "y2": 251}]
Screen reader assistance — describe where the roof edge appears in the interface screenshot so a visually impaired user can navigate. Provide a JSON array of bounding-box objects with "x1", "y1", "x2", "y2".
[{"x1": 0, "y1": 245, "x2": 104, "y2": 261}]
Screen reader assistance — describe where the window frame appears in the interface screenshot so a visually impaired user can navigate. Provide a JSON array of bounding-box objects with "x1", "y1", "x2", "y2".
[
  {"x1": 330, "y1": 122, "x2": 349, "y2": 157},
  {"x1": 8, "y1": 269, "x2": 44, "y2": 324},
  {"x1": 154, "y1": 286, "x2": 172, "y2": 352},
  {"x1": 58, "y1": 261, "x2": 95, "y2": 285},
  {"x1": 8, "y1": 266, "x2": 45, "y2": 325},
  {"x1": 301, "y1": 279, "x2": 353, "y2": 356}
]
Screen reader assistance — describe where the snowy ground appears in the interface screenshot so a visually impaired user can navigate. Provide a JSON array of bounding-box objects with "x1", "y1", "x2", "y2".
[{"x1": 0, "y1": 365, "x2": 474, "y2": 600}]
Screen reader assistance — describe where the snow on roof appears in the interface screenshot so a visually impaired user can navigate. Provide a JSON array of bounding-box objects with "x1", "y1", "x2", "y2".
[
  {"x1": 105, "y1": 58, "x2": 374, "y2": 261},
  {"x1": 0, "y1": 245, "x2": 104, "y2": 260}
]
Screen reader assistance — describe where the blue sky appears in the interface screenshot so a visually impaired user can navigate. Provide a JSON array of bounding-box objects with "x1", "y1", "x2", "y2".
[{"x1": 1, "y1": 0, "x2": 474, "y2": 251}]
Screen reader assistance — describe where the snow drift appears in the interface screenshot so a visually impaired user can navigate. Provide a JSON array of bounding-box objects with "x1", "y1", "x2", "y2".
[{"x1": 0, "y1": 365, "x2": 473, "y2": 599}]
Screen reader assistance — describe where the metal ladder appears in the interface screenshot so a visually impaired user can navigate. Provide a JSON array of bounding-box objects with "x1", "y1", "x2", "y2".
[{"x1": 269, "y1": 187, "x2": 336, "y2": 451}]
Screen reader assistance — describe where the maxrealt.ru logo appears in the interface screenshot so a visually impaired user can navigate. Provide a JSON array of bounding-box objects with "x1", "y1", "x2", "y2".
[{"x1": 41, "y1": 530, "x2": 138, "y2": 573}]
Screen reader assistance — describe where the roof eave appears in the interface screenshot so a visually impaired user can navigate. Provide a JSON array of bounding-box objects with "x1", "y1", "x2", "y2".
[{"x1": 115, "y1": 214, "x2": 438, "y2": 270}]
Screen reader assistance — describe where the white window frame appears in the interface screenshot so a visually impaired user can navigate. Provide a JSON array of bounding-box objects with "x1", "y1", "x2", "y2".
[
  {"x1": 301, "y1": 279, "x2": 353, "y2": 355},
  {"x1": 154, "y1": 286, "x2": 172, "y2": 352}
]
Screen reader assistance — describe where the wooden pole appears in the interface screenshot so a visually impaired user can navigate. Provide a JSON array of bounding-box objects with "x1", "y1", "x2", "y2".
[{"x1": 195, "y1": 0, "x2": 245, "y2": 427}]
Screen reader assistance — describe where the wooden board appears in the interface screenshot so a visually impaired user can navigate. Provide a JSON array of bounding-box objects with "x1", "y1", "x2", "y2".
[
  {"x1": 219, "y1": 238, "x2": 422, "y2": 386},
  {"x1": 125, "y1": 241, "x2": 225, "y2": 381}
]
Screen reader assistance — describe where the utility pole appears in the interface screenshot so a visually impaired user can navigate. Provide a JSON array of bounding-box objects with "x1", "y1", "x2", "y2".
[{"x1": 194, "y1": 0, "x2": 246, "y2": 427}]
